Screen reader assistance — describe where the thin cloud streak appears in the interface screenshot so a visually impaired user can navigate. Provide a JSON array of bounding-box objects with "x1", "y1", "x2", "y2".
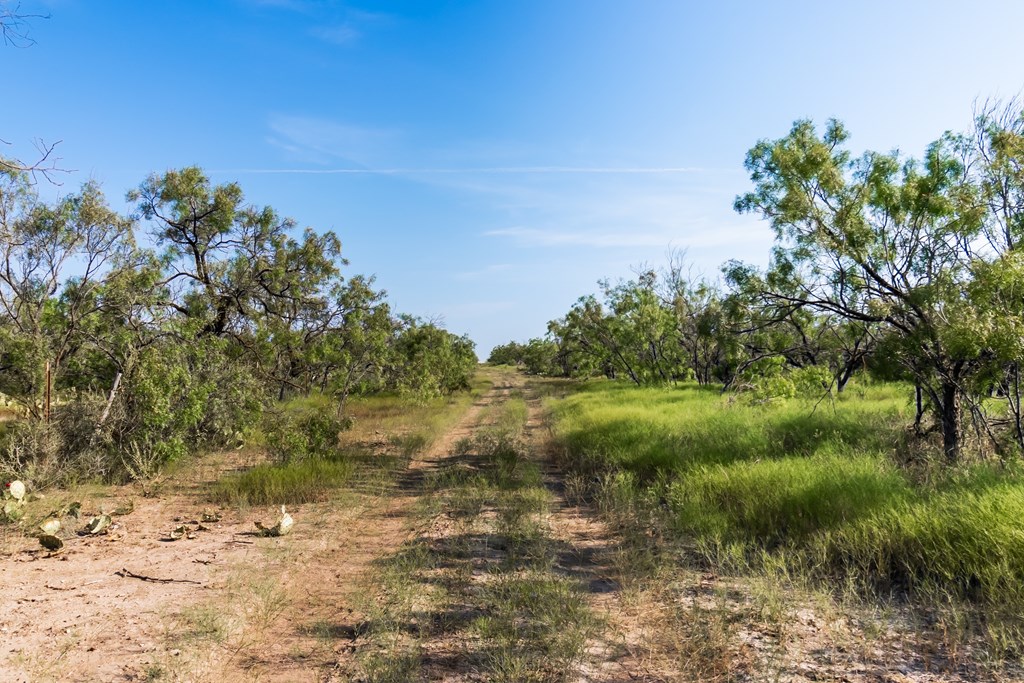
[
  {"x1": 486, "y1": 223, "x2": 767, "y2": 250},
  {"x1": 310, "y1": 24, "x2": 360, "y2": 45},
  {"x1": 454, "y1": 264, "x2": 514, "y2": 281},
  {"x1": 211, "y1": 166, "x2": 716, "y2": 175}
]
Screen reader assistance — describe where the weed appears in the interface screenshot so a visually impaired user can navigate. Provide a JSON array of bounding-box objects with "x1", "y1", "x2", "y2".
[{"x1": 167, "y1": 604, "x2": 230, "y2": 646}]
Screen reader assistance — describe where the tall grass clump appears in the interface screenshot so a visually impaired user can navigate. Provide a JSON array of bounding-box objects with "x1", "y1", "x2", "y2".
[
  {"x1": 211, "y1": 456, "x2": 354, "y2": 507},
  {"x1": 212, "y1": 394, "x2": 354, "y2": 506},
  {"x1": 821, "y1": 467, "x2": 1024, "y2": 608},
  {"x1": 550, "y1": 379, "x2": 1024, "y2": 645},
  {"x1": 554, "y1": 382, "x2": 903, "y2": 480},
  {"x1": 667, "y1": 452, "x2": 913, "y2": 549}
]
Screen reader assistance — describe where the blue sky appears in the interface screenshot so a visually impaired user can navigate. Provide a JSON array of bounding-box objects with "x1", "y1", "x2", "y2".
[{"x1": 6, "y1": 0, "x2": 1024, "y2": 356}]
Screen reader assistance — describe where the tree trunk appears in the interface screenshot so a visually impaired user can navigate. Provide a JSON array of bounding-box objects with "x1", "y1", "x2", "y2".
[
  {"x1": 914, "y1": 384, "x2": 925, "y2": 435},
  {"x1": 836, "y1": 361, "x2": 856, "y2": 393},
  {"x1": 940, "y1": 381, "x2": 963, "y2": 465},
  {"x1": 1011, "y1": 364, "x2": 1024, "y2": 451}
]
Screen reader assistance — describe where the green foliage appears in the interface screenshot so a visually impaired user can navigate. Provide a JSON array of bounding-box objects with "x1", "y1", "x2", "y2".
[
  {"x1": 790, "y1": 364, "x2": 833, "y2": 397},
  {"x1": 488, "y1": 341, "x2": 526, "y2": 366},
  {"x1": 389, "y1": 318, "x2": 477, "y2": 400},
  {"x1": 733, "y1": 107, "x2": 1024, "y2": 460},
  {"x1": 88, "y1": 339, "x2": 263, "y2": 476},
  {"x1": 736, "y1": 356, "x2": 795, "y2": 401},
  {"x1": 263, "y1": 410, "x2": 348, "y2": 463},
  {"x1": 488, "y1": 338, "x2": 562, "y2": 376},
  {"x1": 0, "y1": 171, "x2": 135, "y2": 417},
  {"x1": 117, "y1": 344, "x2": 209, "y2": 464},
  {"x1": 539, "y1": 102, "x2": 1024, "y2": 462},
  {"x1": 0, "y1": 165, "x2": 476, "y2": 486},
  {"x1": 550, "y1": 273, "x2": 682, "y2": 385},
  {"x1": 552, "y1": 380, "x2": 1024, "y2": 638},
  {"x1": 520, "y1": 339, "x2": 560, "y2": 375}
]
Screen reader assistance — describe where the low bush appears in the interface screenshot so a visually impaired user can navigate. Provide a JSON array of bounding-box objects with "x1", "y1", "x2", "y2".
[{"x1": 264, "y1": 411, "x2": 350, "y2": 463}]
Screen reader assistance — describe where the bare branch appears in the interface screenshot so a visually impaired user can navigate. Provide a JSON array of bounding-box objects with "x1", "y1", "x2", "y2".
[{"x1": 0, "y1": 1, "x2": 49, "y2": 47}]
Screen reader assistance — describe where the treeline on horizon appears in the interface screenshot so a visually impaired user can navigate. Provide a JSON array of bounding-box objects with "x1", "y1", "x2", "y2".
[
  {"x1": 492, "y1": 100, "x2": 1024, "y2": 465},
  {"x1": 0, "y1": 165, "x2": 476, "y2": 485}
]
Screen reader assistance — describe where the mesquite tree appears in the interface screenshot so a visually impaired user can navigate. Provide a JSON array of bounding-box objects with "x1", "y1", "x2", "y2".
[{"x1": 733, "y1": 116, "x2": 1021, "y2": 463}]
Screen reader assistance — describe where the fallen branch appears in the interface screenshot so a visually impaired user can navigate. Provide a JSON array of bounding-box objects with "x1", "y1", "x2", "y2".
[{"x1": 115, "y1": 568, "x2": 203, "y2": 585}]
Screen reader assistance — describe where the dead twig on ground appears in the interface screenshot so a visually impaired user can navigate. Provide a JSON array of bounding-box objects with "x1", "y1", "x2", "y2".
[{"x1": 115, "y1": 568, "x2": 203, "y2": 585}]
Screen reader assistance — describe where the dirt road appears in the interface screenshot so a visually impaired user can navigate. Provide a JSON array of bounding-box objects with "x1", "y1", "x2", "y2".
[{"x1": 0, "y1": 368, "x2": 631, "y2": 682}]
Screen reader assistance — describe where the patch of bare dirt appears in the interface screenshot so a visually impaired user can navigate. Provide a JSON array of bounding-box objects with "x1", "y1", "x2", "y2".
[{"x1": 1, "y1": 467, "x2": 271, "y2": 682}]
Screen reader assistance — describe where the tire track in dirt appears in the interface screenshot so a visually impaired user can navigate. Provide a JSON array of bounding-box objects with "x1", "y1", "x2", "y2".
[
  {"x1": 521, "y1": 381, "x2": 668, "y2": 683},
  {"x1": 312, "y1": 375, "x2": 521, "y2": 682},
  {"x1": 340, "y1": 369, "x2": 655, "y2": 682}
]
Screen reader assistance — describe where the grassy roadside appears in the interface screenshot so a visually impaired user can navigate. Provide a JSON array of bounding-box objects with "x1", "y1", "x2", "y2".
[
  {"x1": 211, "y1": 376, "x2": 492, "y2": 508},
  {"x1": 352, "y1": 380, "x2": 597, "y2": 682},
  {"x1": 549, "y1": 378, "x2": 1024, "y2": 671}
]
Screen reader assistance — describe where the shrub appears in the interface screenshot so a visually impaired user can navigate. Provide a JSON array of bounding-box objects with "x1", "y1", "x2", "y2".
[
  {"x1": 0, "y1": 397, "x2": 112, "y2": 487},
  {"x1": 264, "y1": 411, "x2": 349, "y2": 463},
  {"x1": 0, "y1": 420, "x2": 67, "y2": 489}
]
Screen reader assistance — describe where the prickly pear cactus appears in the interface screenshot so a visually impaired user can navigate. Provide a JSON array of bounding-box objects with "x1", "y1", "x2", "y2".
[
  {"x1": 2, "y1": 480, "x2": 28, "y2": 522},
  {"x1": 7, "y1": 480, "x2": 25, "y2": 501}
]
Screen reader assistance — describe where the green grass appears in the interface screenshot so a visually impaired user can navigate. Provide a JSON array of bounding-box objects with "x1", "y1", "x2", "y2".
[
  {"x1": 342, "y1": 373, "x2": 493, "y2": 455},
  {"x1": 554, "y1": 381, "x2": 906, "y2": 478},
  {"x1": 551, "y1": 378, "x2": 1024, "y2": 650},
  {"x1": 471, "y1": 571, "x2": 594, "y2": 682},
  {"x1": 210, "y1": 455, "x2": 354, "y2": 506}
]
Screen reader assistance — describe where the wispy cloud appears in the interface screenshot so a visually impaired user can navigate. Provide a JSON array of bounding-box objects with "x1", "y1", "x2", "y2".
[
  {"x1": 453, "y1": 264, "x2": 514, "y2": 281},
  {"x1": 310, "y1": 24, "x2": 360, "y2": 45},
  {"x1": 485, "y1": 228, "x2": 671, "y2": 249},
  {"x1": 212, "y1": 166, "x2": 710, "y2": 175},
  {"x1": 264, "y1": 115, "x2": 400, "y2": 165},
  {"x1": 249, "y1": 115, "x2": 764, "y2": 263},
  {"x1": 485, "y1": 223, "x2": 766, "y2": 250}
]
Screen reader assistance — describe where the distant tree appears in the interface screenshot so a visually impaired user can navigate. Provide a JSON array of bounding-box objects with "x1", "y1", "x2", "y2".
[
  {"x1": 659, "y1": 254, "x2": 734, "y2": 385},
  {"x1": 320, "y1": 275, "x2": 394, "y2": 414},
  {"x1": 723, "y1": 259, "x2": 876, "y2": 393},
  {"x1": 550, "y1": 273, "x2": 683, "y2": 386},
  {"x1": 488, "y1": 341, "x2": 526, "y2": 366},
  {"x1": 389, "y1": 318, "x2": 477, "y2": 400},
  {"x1": 518, "y1": 338, "x2": 559, "y2": 375}
]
